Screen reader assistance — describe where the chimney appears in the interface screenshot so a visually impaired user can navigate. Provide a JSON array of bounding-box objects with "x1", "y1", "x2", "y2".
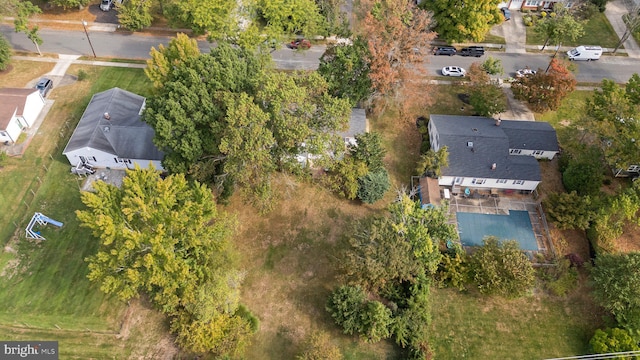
[
  {"x1": 491, "y1": 163, "x2": 497, "y2": 170},
  {"x1": 104, "y1": 112, "x2": 111, "y2": 120},
  {"x1": 495, "y1": 118, "x2": 501, "y2": 126}
]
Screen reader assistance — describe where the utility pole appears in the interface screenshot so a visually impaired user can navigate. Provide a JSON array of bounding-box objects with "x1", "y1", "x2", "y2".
[{"x1": 81, "y1": 20, "x2": 97, "y2": 58}]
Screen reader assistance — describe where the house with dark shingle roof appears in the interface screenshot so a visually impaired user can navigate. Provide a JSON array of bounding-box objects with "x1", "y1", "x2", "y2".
[
  {"x1": 63, "y1": 88, "x2": 164, "y2": 170},
  {"x1": 0, "y1": 88, "x2": 46, "y2": 144},
  {"x1": 428, "y1": 115, "x2": 559, "y2": 192}
]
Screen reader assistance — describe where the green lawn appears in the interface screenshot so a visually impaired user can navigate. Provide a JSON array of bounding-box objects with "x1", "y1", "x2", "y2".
[
  {"x1": 0, "y1": 66, "x2": 155, "y2": 356},
  {"x1": 526, "y1": 12, "x2": 620, "y2": 48},
  {"x1": 429, "y1": 287, "x2": 603, "y2": 359}
]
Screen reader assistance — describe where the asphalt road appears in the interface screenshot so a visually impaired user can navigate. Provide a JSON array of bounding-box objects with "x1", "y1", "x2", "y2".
[
  {"x1": 0, "y1": 24, "x2": 325, "y2": 70},
  {"x1": 428, "y1": 52, "x2": 640, "y2": 84},
  {"x1": 2, "y1": 24, "x2": 638, "y2": 82}
]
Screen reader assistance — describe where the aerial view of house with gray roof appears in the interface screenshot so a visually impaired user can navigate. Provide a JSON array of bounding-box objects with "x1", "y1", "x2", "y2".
[
  {"x1": 62, "y1": 88, "x2": 164, "y2": 170},
  {"x1": 428, "y1": 115, "x2": 559, "y2": 192}
]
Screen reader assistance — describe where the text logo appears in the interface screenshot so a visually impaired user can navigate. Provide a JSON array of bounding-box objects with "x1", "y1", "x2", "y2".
[{"x1": 1, "y1": 341, "x2": 58, "y2": 359}]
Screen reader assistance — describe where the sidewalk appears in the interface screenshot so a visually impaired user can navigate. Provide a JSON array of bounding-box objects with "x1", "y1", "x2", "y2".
[{"x1": 604, "y1": 0, "x2": 640, "y2": 58}]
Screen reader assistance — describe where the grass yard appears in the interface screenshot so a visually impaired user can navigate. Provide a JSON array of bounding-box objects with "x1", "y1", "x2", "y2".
[
  {"x1": 0, "y1": 63, "x2": 173, "y2": 357},
  {"x1": 526, "y1": 12, "x2": 620, "y2": 48},
  {"x1": 429, "y1": 284, "x2": 605, "y2": 359}
]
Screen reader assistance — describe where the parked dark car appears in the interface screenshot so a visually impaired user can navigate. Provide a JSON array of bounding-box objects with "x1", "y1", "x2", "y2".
[
  {"x1": 501, "y1": 7, "x2": 511, "y2": 21},
  {"x1": 35, "y1": 78, "x2": 53, "y2": 97},
  {"x1": 288, "y1": 39, "x2": 311, "y2": 50},
  {"x1": 459, "y1": 46, "x2": 485, "y2": 57},
  {"x1": 433, "y1": 46, "x2": 457, "y2": 56}
]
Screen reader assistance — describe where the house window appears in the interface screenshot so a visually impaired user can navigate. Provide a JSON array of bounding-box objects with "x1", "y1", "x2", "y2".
[
  {"x1": 0, "y1": 131, "x2": 6, "y2": 136},
  {"x1": 472, "y1": 178, "x2": 486, "y2": 185},
  {"x1": 513, "y1": 180, "x2": 525, "y2": 185},
  {"x1": 525, "y1": 0, "x2": 541, "y2": 6},
  {"x1": 454, "y1": 177, "x2": 463, "y2": 184},
  {"x1": 497, "y1": 179, "x2": 507, "y2": 184},
  {"x1": 532, "y1": 150, "x2": 545, "y2": 155},
  {"x1": 510, "y1": 149, "x2": 522, "y2": 154},
  {"x1": 91, "y1": 156, "x2": 97, "y2": 162}
]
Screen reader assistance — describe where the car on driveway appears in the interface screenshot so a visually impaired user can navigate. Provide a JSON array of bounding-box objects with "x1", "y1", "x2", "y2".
[
  {"x1": 501, "y1": 7, "x2": 511, "y2": 21},
  {"x1": 288, "y1": 39, "x2": 311, "y2": 50},
  {"x1": 441, "y1": 66, "x2": 466, "y2": 77},
  {"x1": 100, "y1": 0, "x2": 113, "y2": 11},
  {"x1": 515, "y1": 68, "x2": 537, "y2": 77},
  {"x1": 35, "y1": 78, "x2": 53, "y2": 97},
  {"x1": 433, "y1": 46, "x2": 457, "y2": 56}
]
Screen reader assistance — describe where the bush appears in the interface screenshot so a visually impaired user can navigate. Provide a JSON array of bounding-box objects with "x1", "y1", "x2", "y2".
[
  {"x1": 543, "y1": 259, "x2": 578, "y2": 297},
  {"x1": 543, "y1": 191, "x2": 595, "y2": 230},
  {"x1": 469, "y1": 236, "x2": 535, "y2": 298},
  {"x1": 591, "y1": 253, "x2": 640, "y2": 330},
  {"x1": 0, "y1": 35, "x2": 11, "y2": 71},
  {"x1": 326, "y1": 285, "x2": 366, "y2": 335},
  {"x1": 359, "y1": 301, "x2": 393, "y2": 343},
  {"x1": 357, "y1": 169, "x2": 390, "y2": 204},
  {"x1": 235, "y1": 304, "x2": 260, "y2": 333},
  {"x1": 435, "y1": 249, "x2": 469, "y2": 291},
  {"x1": 297, "y1": 331, "x2": 343, "y2": 360},
  {"x1": 590, "y1": 328, "x2": 640, "y2": 357},
  {"x1": 562, "y1": 147, "x2": 604, "y2": 196},
  {"x1": 77, "y1": 69, "x2": 88, "y2": 81},
  {"x1": 589, "y1": 0, "x2": 608, "y2": 12}
]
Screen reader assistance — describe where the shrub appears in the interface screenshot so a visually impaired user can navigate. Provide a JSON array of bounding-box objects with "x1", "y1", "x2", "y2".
[
  {"x1": 590, "y1": 328, "x2": 640, "y2": 357},
  {"x1": 359, "y1": 301, "x2": 393, "y2": 343},
  {"x1": 326, "y1": 285, "x2": 366, "y2": 335},
  {"x1": 235, "y1": 304, "x2": 260, "y2": 333},
  {"x1": 543, "y1": 191, "x2": 595, "y2": 230},
  {"x1": 435, "y1": 249, "x2": 469, "y2": 291},
  {"x1": 469, "y1": 236, "x2": 535, "y2": 298},
  {"x1": 77, "y1": 69, "x2": 88, "y2": 81},
  {"x1": 544, "y1": 259, "x2": 579, "y2": 297},
  {"x1": 357, "y1": 169, "x2": 390, "y2": 204},
  {"x1": 297, "y1": 331, "x2": 343, "y2": 360},
  {"x1": 591, "y1": 253, "x2": 640, "y2": 330},
  {"x1": 0, "y1": 35, "x2": 11, "y2": 71}
]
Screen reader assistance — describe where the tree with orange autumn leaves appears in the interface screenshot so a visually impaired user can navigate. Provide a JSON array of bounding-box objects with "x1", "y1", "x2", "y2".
[
  {"x1": 358, "y1": 0, "x2": 436, "y2": 118},
  {"x1": 511, "y1": 58, "x2": 576, "y2": 112}
]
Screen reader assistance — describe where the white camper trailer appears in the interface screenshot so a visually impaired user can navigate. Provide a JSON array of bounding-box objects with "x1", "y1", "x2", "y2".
[{"x1": 567, "y1": 46, "x2": 602, "y2": 61}]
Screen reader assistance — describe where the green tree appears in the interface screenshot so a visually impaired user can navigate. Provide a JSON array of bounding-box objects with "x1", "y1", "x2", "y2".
[
  {"x1": 422, "y1": 0, "x2": 502, "y2": 42},
  {"x1": 49, "y1": 0, "x2": 90, "y2": 10},
  {"x1": 357, "y1": 169, "x2": 390, "y2": 204},
  {"x1": 359, "y1": 301, "x2": 393, "y2": 343},
  {"x1": 116, "y1": 0, "x2": 153, "y2": 31},
  {"x1": 317, "y1": 0, "x2": 350, "y2": 37},
  {"x1": 342, "y1": 195, "x2": 455, "y2": 290},
  {"x1": 78, "y1": 167, "x2": 253, "y2": 355},
  {"x1": 591, "y1": 253, "x2": 640, "y2": 330},
  {"x1": 146, "y1": 33, "x2": 202, "y2": 89},
  {"x1": 543, "y1": 191, "x2": 595, "y2": 230},
  {"x1": 297, "y1": 331, "x2": 343, "y2": 360},
  {"x1": 416, "y1": 146, "x2": 448, "y2": 177},
  {"x1": 582, "y1": 78, "x2": 640, "y2": 172},
  {"x1": 626, "y1": 73, "x2": 640, "y2": 105},
  {"x1": 469, "y1": 236, "x2": 535, "y2": 298},
  {"x1": 0, "y1": 35, "x2": 11, "y2": 71},
  {"x1": 481, "y1": 56, "x2": 503, "y2": 76},
  {"x1": 164, "y1": 0, "x2": 236, "y2": 37},
  {"x1": 13, "y1": 1, "x2": 42, "y2": 56},
  {"x1": 466, "y1": 63, "x2": 507, "y2": 117},
  {"x1": 318, "y1": 37, "x2": 372, "y2": 106},
  {"x1": 534, "y1": 7, "x2": 585, "y2": 51},
  {"x1": 326, "y1": 285, "x2": 367, "y2": 335},
  {"x1": 562, "y1": 146, "x2": 605, "y2": 196},
  {"x1": 350, "y1": 132, "x2": 386, "y2": 172},
  {"x1": 255, "y1": 0, "x2": 324, "y2": 37},
  {"x1": 590, "y1": 328, "x2": 640, "y2": 357}
]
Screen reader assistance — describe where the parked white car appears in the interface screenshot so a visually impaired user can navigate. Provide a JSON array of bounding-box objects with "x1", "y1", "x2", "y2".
[
  {"x1": 515, "y1": 68, "x2": 537, "y2": 77},
  {"x1": 100, "y1": 0, "x2": 113, "y2": 11},
  {"x1": 441, "y1": 66, "x2": 466, "y2": 77}
]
